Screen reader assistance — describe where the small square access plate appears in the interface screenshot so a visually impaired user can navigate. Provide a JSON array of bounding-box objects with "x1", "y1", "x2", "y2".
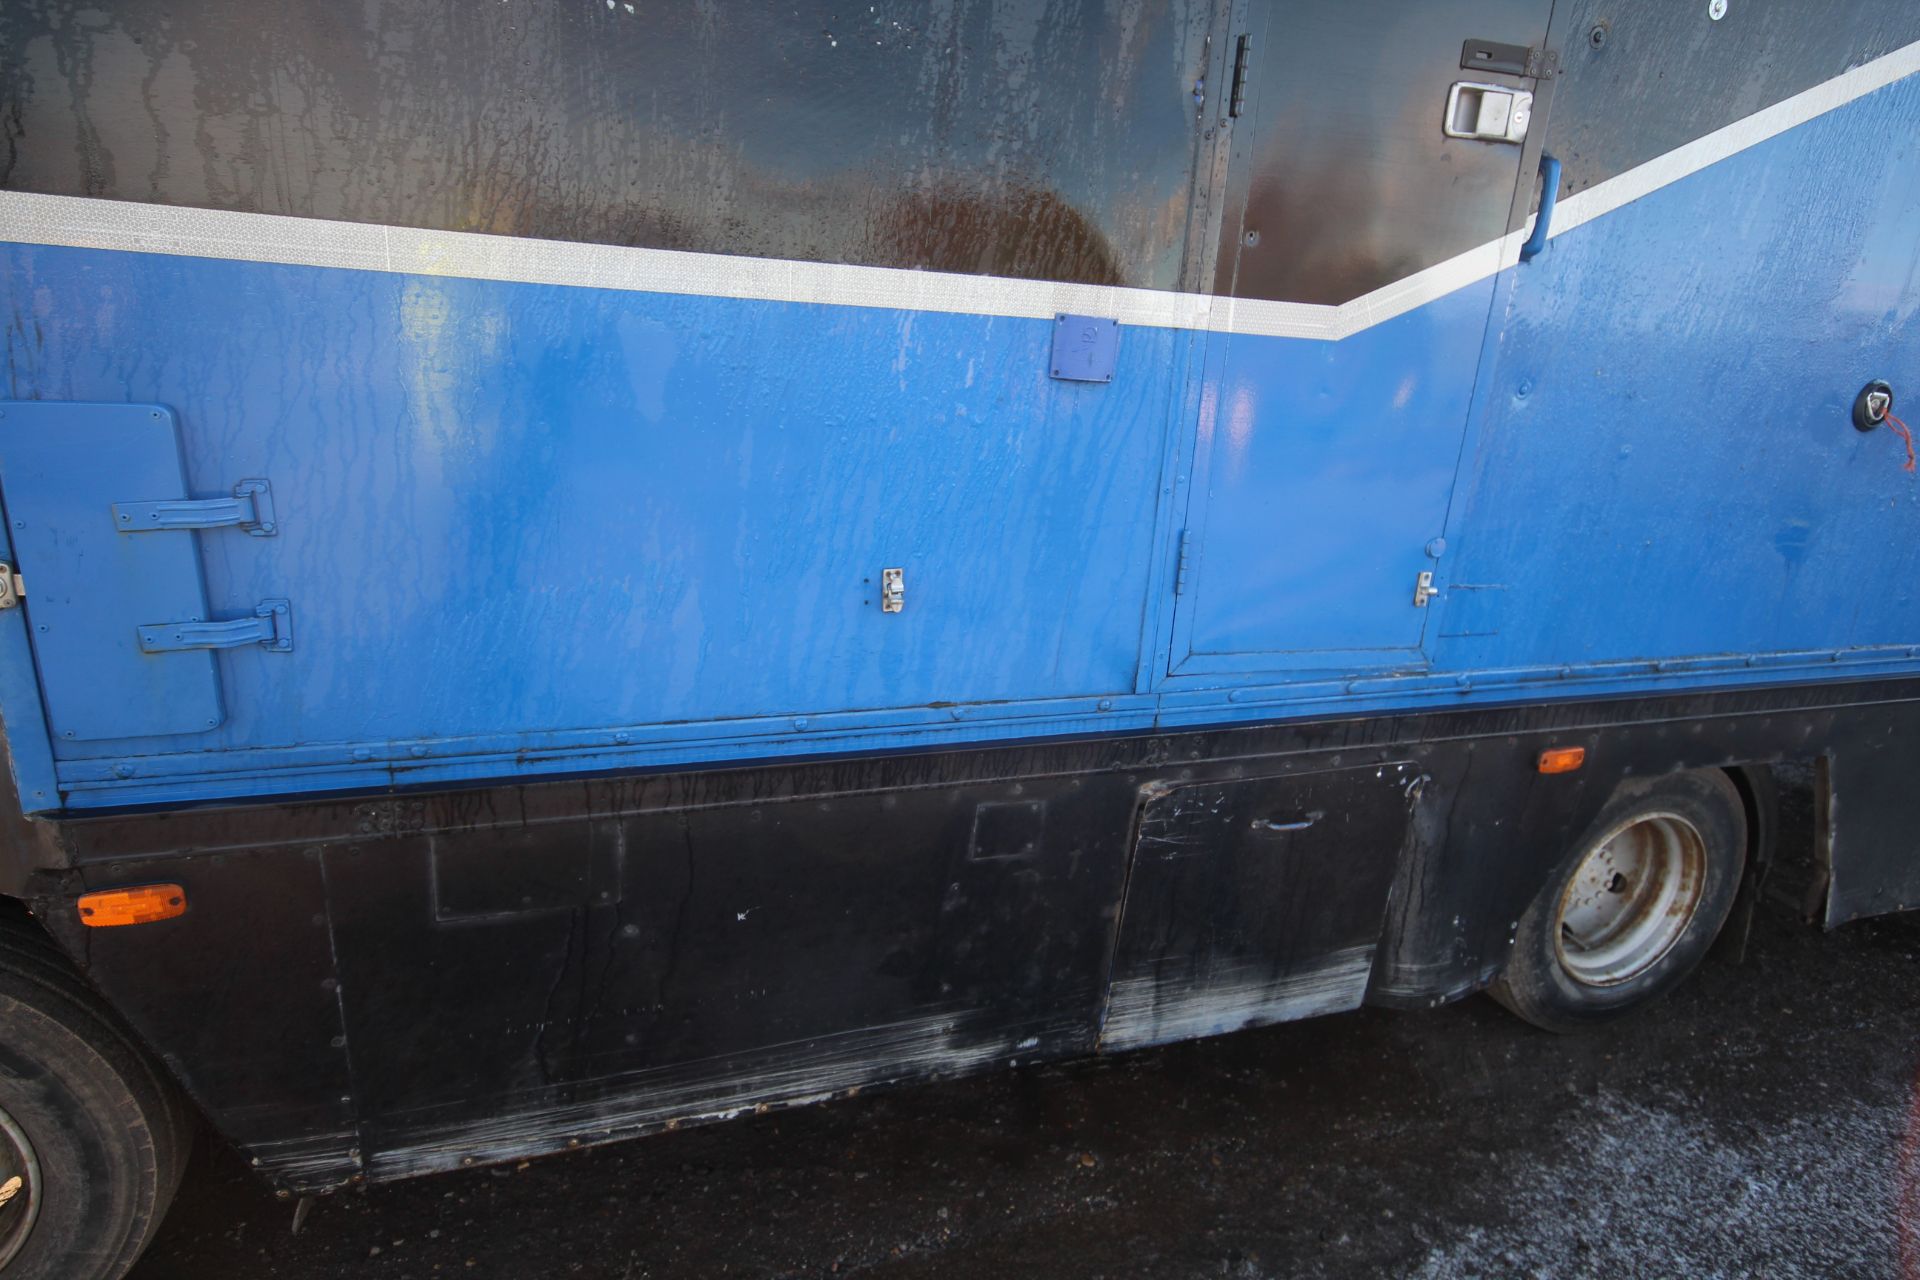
[{"x1": 1050, "y1": 314, "x2": 1119, "y2": 383}]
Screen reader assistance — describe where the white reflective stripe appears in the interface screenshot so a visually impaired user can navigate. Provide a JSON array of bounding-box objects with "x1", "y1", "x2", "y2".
[
  {"x1": 2, "y1": 36, "x2": 1915, "y2": 340},
  {"x1": 0, "y1": 191, "x2": 1216, "y2": 330}
]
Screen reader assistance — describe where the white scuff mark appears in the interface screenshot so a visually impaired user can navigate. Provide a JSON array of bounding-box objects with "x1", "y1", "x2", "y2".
[
  {"x1": 1015, "y1": 1036, "x2": 1040, "y2": 1050},
  {"x1": 735, "y1": 905, "x2": 762, "y2": 922},
  {"x1": 363, "y1": 1010, "x2": 1034, "y2": 1184},
  {"x1": 1101, "y1": 946, "x2": 1375, "y2": 1051}
]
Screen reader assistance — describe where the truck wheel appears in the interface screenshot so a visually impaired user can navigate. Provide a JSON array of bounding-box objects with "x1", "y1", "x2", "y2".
[
  {"x1": 1491, "y1": 769, "x2": 1747, "y2": 1033},
  {"x1": 0, "y1": 916, "x2": 189, "y2": 1280}
]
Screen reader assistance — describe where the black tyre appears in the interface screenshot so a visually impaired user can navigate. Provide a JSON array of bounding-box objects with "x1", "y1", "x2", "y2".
[
  {"x1": 0, "y1": 913, "x2": 190, "y2": 1279},
  {"x1": 1491, "y1": 769, "x2": 1747, "y2": 1033}
]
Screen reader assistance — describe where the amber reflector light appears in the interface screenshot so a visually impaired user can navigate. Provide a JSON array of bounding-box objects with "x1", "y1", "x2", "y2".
[
  {"x1": 76, "y1": 884, "x2": 187, "y2": 928},
  {"x1": 1537, "y1": 746, "x2": 1587, "y2": 775}
]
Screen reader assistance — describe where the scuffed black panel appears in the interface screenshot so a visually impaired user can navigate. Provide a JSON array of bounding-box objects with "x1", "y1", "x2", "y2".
[
  {"x1": 35, "y1": 677, "x2": 1920, "y2": 1191},
  {"x1": 320, "y1": 772, "x2": 1135, "y2": 1168},
  {"x1": 0, "y1": 0, "x2": 1213, "y2": 289},
  {"x1": 66, "y1": 846, "x2": 360, "y2": 1187},
  {"x1": 1547, "y1": 0, "x2": 1920, "y2": 200},
  {"x1": 1101, "y1": 764, "x2": 1414, "y2": 1050}
]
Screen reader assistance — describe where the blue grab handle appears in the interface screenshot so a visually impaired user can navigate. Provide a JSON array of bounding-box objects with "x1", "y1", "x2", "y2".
[{"x1": 1519, "y1": 153, "x2": 1561, "y2": 262}]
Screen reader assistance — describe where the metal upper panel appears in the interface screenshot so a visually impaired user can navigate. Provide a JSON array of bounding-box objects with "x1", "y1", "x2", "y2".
[
  {"x1": 1547, "y1": 0, "x2": 1920, "y2": 200},
  {"x1": 0, "y1": 0, "x2": 1213, "y2": 292},
  {"x1": 1213, "y1": 0, "x2": 1552, "y2": 306}
]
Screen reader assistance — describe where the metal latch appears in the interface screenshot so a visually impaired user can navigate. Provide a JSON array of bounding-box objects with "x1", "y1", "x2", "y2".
[
  {"x1": 114, "y1": 478, "x2": 277, "y2": 537},
  {"x1": 1444, "y1": 82, "x2": 1532, "y2": 143},
  {"x1": 138, "y1": 598, "x2": 293, "y2": 653},
  {"x1": 881, "y1": 568, "x2": 904, "y2": 614},
  {"x1": 1413, "y1": 571, "x2": 1438, "y2": 607},
  {"x1": 0, "y1": 563, "x2": 21, "y2": 610},
  {"x1": 1228, "y1": 33, "x2": 1253, "y2": 118},
  {"x1": 1855, "y1": 380, "x2": 1895, "y2": 431}
]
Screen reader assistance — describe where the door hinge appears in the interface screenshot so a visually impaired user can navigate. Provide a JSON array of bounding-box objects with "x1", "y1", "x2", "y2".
[
  {"x1": 137, "y1": 598, "x2": 294, "y2": 653},
  {"x1": 1228, "y1": 34, "x2": 1252, "y2": 118},
  {"x1": 1459, "y1": 40, "x2": 1560, "y2": 81},
  {"x1": 1413, "y1": 571, "x2": 1438, "y2": 608},
  {"x1": 113, "y1": 478, "x2": 277, "y2": 537},
  {"x1": 0, "y1": 563, "x2": 21, "y2": 610},
  {"x1": 1175, "y1": 529, "x2": 1195, "y2": 595}
]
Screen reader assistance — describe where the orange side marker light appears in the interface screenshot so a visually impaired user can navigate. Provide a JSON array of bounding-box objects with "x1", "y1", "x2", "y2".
[
  {"x1": 1537, "y1": 746, "x2": 1586, "y2": 775},
  {"x1": 76, "y1": 884, "x2": 187, "y2": 928}
]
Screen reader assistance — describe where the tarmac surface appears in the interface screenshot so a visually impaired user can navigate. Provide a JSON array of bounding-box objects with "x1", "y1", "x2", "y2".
[{"x1": 129, "y1": 775, "x2": 1920, "y2": 1279}]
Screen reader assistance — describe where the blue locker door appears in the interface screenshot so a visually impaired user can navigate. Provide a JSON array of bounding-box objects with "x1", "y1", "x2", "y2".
[
  {"x1": 0, "y1": 402, "x2": 228, "y2": 740},
  {"x1": 1170, "y1": 0, "x2": 1554, "y2": 676}
]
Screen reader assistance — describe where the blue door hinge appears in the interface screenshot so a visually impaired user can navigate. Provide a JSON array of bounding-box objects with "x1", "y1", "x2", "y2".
[
  {"x1": 114, "y1": 478, "x2": 277, "y2": 537},
  {"x1": 138, "y1": 599, "x2": 294, "y2": 653},
  {"x1": 1175, "y1": 529, "x2": 1194, "y2": 595}
]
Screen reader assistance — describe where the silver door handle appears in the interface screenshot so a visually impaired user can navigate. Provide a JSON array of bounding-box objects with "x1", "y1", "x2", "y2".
[
  {"x1": 1251, "y1": 812, "x2": 1322, "y2": 833},
  {"x1": 1444, "y1": 82, "x2": 1532, "y2": 143}
]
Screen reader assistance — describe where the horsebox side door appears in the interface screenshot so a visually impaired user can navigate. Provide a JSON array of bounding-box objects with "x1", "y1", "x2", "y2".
[
  {"x1": 1099, "y1": 761, "x2": 1421, "y2": 1050},
  {"x1": 1168, "y1": 0, "x2": 1558, "y2": 678}
]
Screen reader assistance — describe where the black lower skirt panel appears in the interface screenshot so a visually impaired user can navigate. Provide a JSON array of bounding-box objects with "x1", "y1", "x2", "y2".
[{"x1": 24, "y1": 676, "x2": 1920, "y2": 1191}]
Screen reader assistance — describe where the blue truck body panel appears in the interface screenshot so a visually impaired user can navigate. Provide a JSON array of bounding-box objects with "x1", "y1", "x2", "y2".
[
  {"x1": 10, "y1": 0, "x2": 1920, "y2": 1218},
  {"x1": 3, "y1": 60, "x2": 1920, "y2": 809},
  {"x1": 1444, "y1": 74, "x2": 1920, "y2": 671}
]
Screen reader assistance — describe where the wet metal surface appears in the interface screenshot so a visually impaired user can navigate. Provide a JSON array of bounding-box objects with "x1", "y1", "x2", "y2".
[
  {"x1": 0, "y1": 0, "x2": 1210, "y2": 289},
  {"x1": 127, "y1": 777, "x2": 1920, "y2": 1278}
]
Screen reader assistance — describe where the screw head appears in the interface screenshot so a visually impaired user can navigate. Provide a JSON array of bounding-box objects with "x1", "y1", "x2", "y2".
[{"x1": 1708, "y1": 0, "x2": 1727, "y2": 19}]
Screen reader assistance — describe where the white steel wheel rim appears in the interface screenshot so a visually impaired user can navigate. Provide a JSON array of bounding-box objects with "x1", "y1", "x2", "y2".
[
  {"x1": 1553, "y1": 811, "x2": 1709, "y2": 987},
  {"x1": 0, "y1": 1103, "x2": 40, "y2": 1270}
]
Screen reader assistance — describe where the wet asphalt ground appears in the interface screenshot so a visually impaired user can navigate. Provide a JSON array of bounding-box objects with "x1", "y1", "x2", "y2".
[{"x1": 129, "y1": 776, "x2": 1920, "y2": 1279}]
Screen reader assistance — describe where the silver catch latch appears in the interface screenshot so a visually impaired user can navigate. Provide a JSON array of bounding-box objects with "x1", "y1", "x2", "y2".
[
  {"x1": 1413, "y1": 571, "x2": 1438, "y2": 607},
  {"x1": 1444, "y1": 82, "x2": 1532, "y2": 143},
  {"x1": 0, "y1": 563, "x2": 22, "y2": 610},
  {"x1": 881, "y1": 568, "x2": 904, "y2": 614}
]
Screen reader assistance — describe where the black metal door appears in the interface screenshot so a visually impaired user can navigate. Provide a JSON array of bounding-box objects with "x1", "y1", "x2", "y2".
[{"x1": 1100, "y1": 763, "x2": 1418, "y2": 1051}]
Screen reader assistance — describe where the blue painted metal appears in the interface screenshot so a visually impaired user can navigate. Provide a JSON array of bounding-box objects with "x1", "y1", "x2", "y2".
[
  {"x1": 1168, "y1": 286, "x2": 1495, "y2": 672},
  {"x1": 0, "y1": 403, "x2": 226, "y2": 743},
  {"x1": 0, "y1": 263, "x2": 1178, "y2": 800},
  {"x1": 115, "y1": 479, "x2": 277, "y2": 537},
  {"x1": 2, "y1": 74, "x2": 1919, "y2": 810},
  {"x1": 138, "y1": 600, "x2": 293, "y2": 654},
  {"x1": 1519, "y1": 153, "x2": 1562, "y2": 261},
  {"x1": 1050, "y1": 315, "x2": 1120, "y2": 383},
  {"x1": 0, "y1": 511, "x2": 61, "y2": 812},
  {"x1": 1435, "y1": 74, "x2": 1920, "y2": 672}
]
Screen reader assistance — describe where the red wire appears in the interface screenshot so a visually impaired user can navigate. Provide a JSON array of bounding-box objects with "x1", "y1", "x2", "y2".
[{"x1": 1889, "y1": 412, "x2": 1917, "y2": 473}]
